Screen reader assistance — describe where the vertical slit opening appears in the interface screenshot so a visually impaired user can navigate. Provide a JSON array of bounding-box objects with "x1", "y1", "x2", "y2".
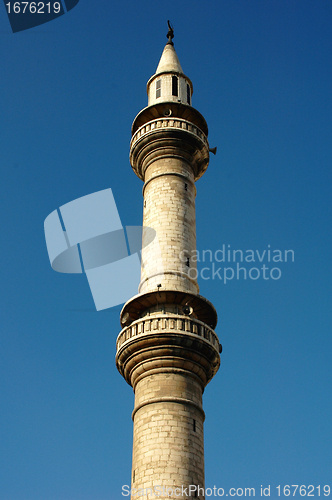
[
  {"x1": 187, "y1": 83, "x2": 191, "y2": 104},
  {"x1": 172, "y1": 75, "x2": 178, "y2": 96}
]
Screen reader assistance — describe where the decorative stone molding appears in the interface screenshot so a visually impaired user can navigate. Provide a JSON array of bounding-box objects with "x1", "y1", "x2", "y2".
[
  {"x1": 116, "y1": 314, "x2": 219, "y2": 352},
  {"x1": 129, "y1": 116, "x2": 210, "y2": 181},
  {"x1": 132, "y1": 396, "x2": 205, "y2": 421},
  {"x1": 130, "y1": 117, "x2": 209, "y2": 151}
]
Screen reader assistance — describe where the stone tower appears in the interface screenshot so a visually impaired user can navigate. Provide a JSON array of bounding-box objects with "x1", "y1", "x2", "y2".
[{"x1": 116, "y1": 25, "x2": 220, "y2": 499}]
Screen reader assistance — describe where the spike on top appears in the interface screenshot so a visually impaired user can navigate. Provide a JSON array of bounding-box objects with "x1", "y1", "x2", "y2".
[
  {"x1": 167, "y1": 20, "x2": 174, "y2": 45},
  {"x1": 145, "y1": 23, "x2": 193, "y2": 107}
]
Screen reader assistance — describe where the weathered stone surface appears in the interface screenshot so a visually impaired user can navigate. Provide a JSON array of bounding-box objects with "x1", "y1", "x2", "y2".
[{"x1": 116, "y1": 37, "x2": 220, "y2": 500}]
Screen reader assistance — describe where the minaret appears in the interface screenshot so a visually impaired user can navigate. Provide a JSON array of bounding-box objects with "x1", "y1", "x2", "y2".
[{"x1": 116, "y1": 25, "x2": 220, "y2": 499}]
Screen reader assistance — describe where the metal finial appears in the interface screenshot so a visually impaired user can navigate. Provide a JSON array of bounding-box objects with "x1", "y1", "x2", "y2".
[{"x1": 167, "y1": 20, "x2": 174, "y2": 45}]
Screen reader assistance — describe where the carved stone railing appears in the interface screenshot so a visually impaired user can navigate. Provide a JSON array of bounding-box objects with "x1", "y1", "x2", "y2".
[
  {"x1": 130, "y1": 117, "x2": 209, "y2": 150},
  {"x1": 116, "y1": 314, "x2": 219, "y2": 352}
]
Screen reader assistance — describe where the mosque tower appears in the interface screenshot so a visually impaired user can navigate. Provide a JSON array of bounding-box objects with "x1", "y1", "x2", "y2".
[{"x1": 116, "y1": 24, "x2": 221, "y2": 499}]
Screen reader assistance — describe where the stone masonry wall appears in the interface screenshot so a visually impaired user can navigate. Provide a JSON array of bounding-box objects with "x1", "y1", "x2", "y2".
[
  {"x1": 139, "y1": 157, "x2": 198, "y2": 295},
  {"x1": 131, "y1": 371, "x2": 205, "y2": 499}
]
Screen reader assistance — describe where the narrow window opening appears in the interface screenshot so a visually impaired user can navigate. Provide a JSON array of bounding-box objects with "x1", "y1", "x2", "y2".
[
  {"x1": 185, "y1": 183, "x2": 188, "y2": 191},
  {"x1": 144, "y1": 200, "x2": 146, "y2": 207},
  {"x1": 132, "y1": 469, "x2": 135, "y2": 483},
  {"x1": 156, "y1": 79, "x2": 161, "y2": 99},
  {"x1": 172, "y1": 75, "x2": 178, "y2": 97},
  {"x1": 194, "y1": 487, "x2": 198, "y2": 498},
  {"x1": 186, "y1": 257, "x2": 190, "y2": 267},
  {"x1": 187, "y1": 83, "x2": 191, "y2": 104},
  {"x1": 193, "y1": 419, "x2": 196, "y2": 431}
]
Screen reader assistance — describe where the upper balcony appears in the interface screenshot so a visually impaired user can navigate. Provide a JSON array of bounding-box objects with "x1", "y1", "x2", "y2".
[
  {"x1": 130, "y1": 116, "x2": 209, "y2": 152},
  {"x1": 129, "y1": 114, "x2": 210, "y2": 181}
]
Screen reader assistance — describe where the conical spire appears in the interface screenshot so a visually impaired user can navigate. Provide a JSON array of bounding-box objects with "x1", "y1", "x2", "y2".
[
  {"x1": 146, "y1": 22, "x2": 193, "y2": 107},
  {"x1": 155, "y1": 43, "x2": 184, "y2": 75}
]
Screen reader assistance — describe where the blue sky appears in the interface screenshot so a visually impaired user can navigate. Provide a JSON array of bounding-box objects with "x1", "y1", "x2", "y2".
[{"x1": 1, "y1": 1, "x2": 331, "y2": 499}]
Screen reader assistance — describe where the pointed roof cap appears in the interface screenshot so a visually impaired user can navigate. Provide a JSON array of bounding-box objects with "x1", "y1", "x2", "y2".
[
  {"x1": 146, "y1": 22, "x2": 193, "y2": 106},
  {"x1": 155, "y1": 42, "x2": 184, "y2": 75},
  {"x1": 155, "y1": 22, "x2": 184, "y2": 75}
]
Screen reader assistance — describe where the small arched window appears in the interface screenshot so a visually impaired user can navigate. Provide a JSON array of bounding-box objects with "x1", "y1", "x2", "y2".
[
  {"x1": 156, "y1": 79, "x2": 161, "y2": 98},
  {"x1": 172, "y1": 76, "x2": 178, "y2": 97}
]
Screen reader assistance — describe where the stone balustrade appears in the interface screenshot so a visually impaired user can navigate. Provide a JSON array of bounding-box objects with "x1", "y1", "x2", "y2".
[
  {"x1": 130, "y1": 117, "x2": 209, "y2": 150},
  {"x1": 116, "y1": 314, "x2": 219, "y2": 352}
]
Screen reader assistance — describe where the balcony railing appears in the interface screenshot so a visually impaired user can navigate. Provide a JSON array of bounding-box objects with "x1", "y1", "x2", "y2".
[
  {"x1": 130, "y1": 117, "x2": 209, "y2": 150},
  {"x1": 116, "y1": 314, "x2": 219, "y2": 352}
]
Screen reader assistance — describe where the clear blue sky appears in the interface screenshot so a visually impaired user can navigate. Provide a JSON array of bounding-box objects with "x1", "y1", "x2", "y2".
[{"x1": 1, "y1": 1, "x2": 331, "y2": 499}]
